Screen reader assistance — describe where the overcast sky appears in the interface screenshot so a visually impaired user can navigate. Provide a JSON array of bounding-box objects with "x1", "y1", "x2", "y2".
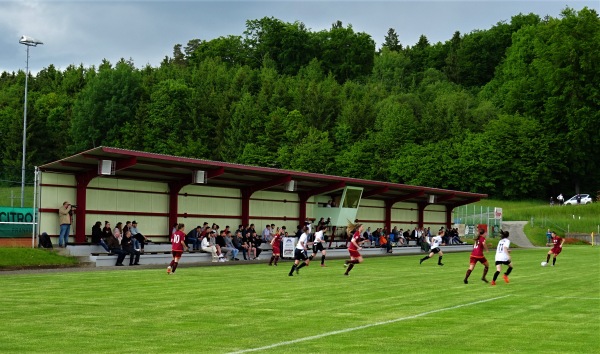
[{"x1": 0, "y1": 0, "x2": 598, "y2": 74}]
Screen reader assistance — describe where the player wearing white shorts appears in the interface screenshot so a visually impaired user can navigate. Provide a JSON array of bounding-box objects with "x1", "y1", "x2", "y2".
[{"x1": 492, "y1": 230, "x2": 513, "y2": 286}]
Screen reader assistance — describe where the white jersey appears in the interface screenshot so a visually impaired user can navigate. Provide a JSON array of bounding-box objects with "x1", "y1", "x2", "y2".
[
  {"x1": 430, "y1": 235, "x2": 442, "y2": 249},
  {"x1": 495, "y1": 239, "x2": 511, "y2": 262},
  {"x1": 314, "y1": 230, "x2": 325, "y2": 243},
  {"x1": 296, "y1": 233, "x2": 308, "y2": 250}
]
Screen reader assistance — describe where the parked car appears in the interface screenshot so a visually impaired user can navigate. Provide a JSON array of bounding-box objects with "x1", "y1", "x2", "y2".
[{"x1": 563, "y1": 194, "x2": 593, "y2": 205}]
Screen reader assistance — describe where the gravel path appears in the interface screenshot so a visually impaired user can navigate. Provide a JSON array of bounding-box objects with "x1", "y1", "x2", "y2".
[{"x1": 501, "y1": 221, "x2": 535, "y2": 248}]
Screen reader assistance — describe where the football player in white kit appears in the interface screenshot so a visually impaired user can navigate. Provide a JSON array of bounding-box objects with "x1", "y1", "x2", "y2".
[
  {"x1": 309, "y1": 225, "x2": 328, "y2": 267},
  {"x1": 491, "y1": 230, "x2": 513, "y2": 285},
  {"x1": 288, "y1": 226, "x2": 310, "y2": 276},
  {"x1": 419, "y1": 230, "x2": 444, "y2": 266}
]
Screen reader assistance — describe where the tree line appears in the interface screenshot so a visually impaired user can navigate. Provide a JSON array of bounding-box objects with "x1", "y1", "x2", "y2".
[{"x1": 0, "y1": 7, "x2": 598, "y2": 199}]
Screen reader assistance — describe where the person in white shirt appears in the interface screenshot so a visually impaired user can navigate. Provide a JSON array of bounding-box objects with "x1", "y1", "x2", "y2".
[
  {"x1": 201, "y1": 231, "x2": 225, "y2": 262},
  {"x1": 491, "y1": 230, "x2": 513, "y2": 285},
  {"x1": 419, "y1": 230, "x2": 444, "y2": 266},
  {"x1": 288, "y1": 226, "x2": 310, "y2": 276},
  {"x1": 309, "y1": 225, "x2": 327, "y2": 267}
]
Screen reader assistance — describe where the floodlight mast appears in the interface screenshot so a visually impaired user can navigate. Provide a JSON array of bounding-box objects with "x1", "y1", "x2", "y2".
[{"x1": 19, "y1": 35, "x2": 43, "y2": 207}]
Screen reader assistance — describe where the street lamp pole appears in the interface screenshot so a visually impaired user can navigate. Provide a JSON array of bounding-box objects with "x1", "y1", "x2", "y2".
[{"x1": 19, "y1": 35, "x2": 43, "y2": 208}]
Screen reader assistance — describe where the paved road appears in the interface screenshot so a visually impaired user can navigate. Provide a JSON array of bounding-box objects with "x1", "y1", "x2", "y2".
[{"x1": 501, "y1": 221, "x2": 535, "y2": 248}]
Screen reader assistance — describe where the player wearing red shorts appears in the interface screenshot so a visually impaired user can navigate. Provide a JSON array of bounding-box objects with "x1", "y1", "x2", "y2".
[
  {"x1": 543, "y1": 231, "x2": 564, "y2": 267},
  {"x1": 464, "y1": 228, "x2": 490, "y2": 284},
  {"x1": 269, "y1": 228, "x2": 283, "y2": 266},
  {"x1": 168, "y1": 223, "x2": 188, "y2": 274},
  {"x1": 344, "y1": 222, "x2": 365, "y2": 276}
]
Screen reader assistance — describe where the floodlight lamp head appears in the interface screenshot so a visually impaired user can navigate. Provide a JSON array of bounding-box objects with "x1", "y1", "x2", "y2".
[{"x1": 19, "y1": 35, "x2": 43, "y2": 46}]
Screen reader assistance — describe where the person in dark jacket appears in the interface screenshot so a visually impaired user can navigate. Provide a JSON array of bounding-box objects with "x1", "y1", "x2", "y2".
[
  {"x1": 91, "y1": 221, "x2": 110, "y2": 252},
  {"x1": 106, "y1": 233, "x2": 126, "y2": 266},
  {"x1": 121, "y1": 230, "x2": 140, "y2": 266}
]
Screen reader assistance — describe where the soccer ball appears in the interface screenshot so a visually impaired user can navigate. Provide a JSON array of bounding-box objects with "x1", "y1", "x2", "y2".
[{"x1": 541, "y1": 262, "x2": 547, "y2": 267}]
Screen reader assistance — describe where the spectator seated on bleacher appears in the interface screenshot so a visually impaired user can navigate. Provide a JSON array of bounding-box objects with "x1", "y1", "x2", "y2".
[
  {"x1": 201, "y1": 232, "x2": 225, "y2": 262},
  {"x1": 186, "y1": 225, "x2": 201, "y2": 251},
  {"x1": 396, "y1": 229, "x2": 406, "y2": 246},
  {"x1": 224, "y1": 231, "x2": 240, "y2": 261},
  {"x1": 91, "y1": 221, "x2": 110, "y2": 252},
  {"x1": 121, "y1": 231, "x2": 140, "y2": 266},
  {"x1": 215, "y1": 231, "x2": 232, "y2": 260},
  {"x1": 233, "y1": 230, "x2": 249, "y2": 260},
  {"x1": 380, "y1": 232, "x2": 392, "y2": 253},
  {"x1": 106, "y1": 232, "x2": 126, "y2": 266}
]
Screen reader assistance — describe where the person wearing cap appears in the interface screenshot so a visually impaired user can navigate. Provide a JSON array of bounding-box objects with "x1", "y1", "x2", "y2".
[
  {"x1": 130, "y1": 221, "x2": 149, "y2": 253},
  {"x1": 58, "y1": 201, "x2": 75, "y2": 248}
]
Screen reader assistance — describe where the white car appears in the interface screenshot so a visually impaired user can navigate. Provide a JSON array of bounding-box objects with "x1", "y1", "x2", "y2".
[{"x1": 563, "y1": 194, "x2": 593, "y2": 205}]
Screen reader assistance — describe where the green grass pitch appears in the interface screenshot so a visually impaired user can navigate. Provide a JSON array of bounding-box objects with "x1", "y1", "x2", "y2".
[{"x1": 1, "y1": 246, "x2": 598, "y2": 353}]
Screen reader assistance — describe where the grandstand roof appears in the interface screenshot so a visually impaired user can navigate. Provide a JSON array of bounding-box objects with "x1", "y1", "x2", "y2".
[{"x1": 39, "y1": 146, "x2": 486, "y2": 206}]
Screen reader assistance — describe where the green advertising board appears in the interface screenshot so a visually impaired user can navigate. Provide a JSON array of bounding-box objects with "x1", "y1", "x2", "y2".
[{"x1": 0, "y1": 207, "x2": 35, "y2": 238}]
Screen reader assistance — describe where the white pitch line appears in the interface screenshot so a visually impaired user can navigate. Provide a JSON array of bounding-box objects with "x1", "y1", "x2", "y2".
[{"x1": 228, "y1": 295, "x2": 510, "y2": 354}]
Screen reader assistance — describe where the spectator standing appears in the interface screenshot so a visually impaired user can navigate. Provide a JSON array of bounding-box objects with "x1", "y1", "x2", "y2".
[
  {"x1": 344, "y1": 222, "x2": 365, "y2": 276},
  {"x1": 167, "y1": 223, "x2": 188, "y2": 275},
  {"x1": 546, "y1": 229, "x2": 552, "y2": 246},
  {"x1": 58, "y1": 201, "x2": 75, "y2": 248},
  {"x1": 464, "y1": 228, "x2": 490, "y2": 284},
  {"x1": 121, "y1": 230, "x2": 141, "y2": 266},
  {"x1": 123, "y1": 221, "x2": 131, "y2": 238},
  {"x1": 491, "y1": 230, "x2": 513, "y2": 285},
  {"x1": 557, "y1": 194, "x2": 564, "y2": 205},
  {"x1": 543, "y1": 231, "x2": 564, "y2": 267},
  {"x1": 91, "y1": 221, "x2": 110, "y2": 252}
]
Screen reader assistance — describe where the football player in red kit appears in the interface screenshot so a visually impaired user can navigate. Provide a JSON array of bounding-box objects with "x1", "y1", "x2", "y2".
[
  {"x1": 543, "y1": 231, "x2": 564, "y2": 267},
  {"x1": 464, "y1": 228, "x2": 490, "y2": 284},
  {"x1": 344, "y1": 221, "x2": 365, "y2": 276},
  {"x1": 168, "y1": 223, "x2": 188, "y2": 274}
]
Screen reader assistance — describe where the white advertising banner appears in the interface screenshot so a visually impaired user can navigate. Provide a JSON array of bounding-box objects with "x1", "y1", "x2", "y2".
[
  {"x1": 494, "y1": 207, "x2": 503, "y2": 219},
  {"x1": 282, "y1": 237, "x2": 296, "y2": 258}
]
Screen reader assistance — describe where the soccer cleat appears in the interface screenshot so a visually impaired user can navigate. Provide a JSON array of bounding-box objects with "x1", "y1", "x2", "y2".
[
  {"x1": 167, "y1": 266, "x2": 172, "y2": 274},
  {"x1": 503, "y1": 275, "x2": 509, "y2": 283},
  {"x1": 438, "y1": 263, "x2": 444, "y2": 266},
  {"x1": 344, "y1": 273, "x2": 349, "y2": 276},
  {"x1": 419, "y1": 259, "x2": 424, "y2": 264},
  {"x1": 288, "y1": 273, "x2": 293, "y2": 276},
  {"x1": 321, "y1": 264, "x2": 326, "y2": 267},
  {"x1": 464, "y1": 279, "x2": 468, "y2": 284},
  {"x1": 481, "y1": 278, "x2": 489, "y2": 283},
  {"x1": 490, "y1": 280, "x2": 496, "y2": 286}
]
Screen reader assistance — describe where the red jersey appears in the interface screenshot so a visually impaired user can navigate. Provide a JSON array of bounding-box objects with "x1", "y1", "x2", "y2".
[
  {"x1": 171, "y1": 230, "x2": 185, "y2": 251},
  {"x1": 348, "y1": 231, "x2": 361, "y2": 251},
  {"x1": 471, "y1": 236, "x2": 486, "y2": 258},
  {"x1": 551, "y1": 235, "x2": 563, "y2": 248}
]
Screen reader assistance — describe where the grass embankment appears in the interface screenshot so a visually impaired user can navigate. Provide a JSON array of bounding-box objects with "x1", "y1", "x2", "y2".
[
  {"x1": 0, "y1": 248, "x2": 78, "y2": 269},
  {"x1": 474, "y1": 199, "x2": 600, "y2": 246}
]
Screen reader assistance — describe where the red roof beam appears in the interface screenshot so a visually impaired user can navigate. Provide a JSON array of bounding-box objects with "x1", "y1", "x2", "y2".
[{"x1": 361, "y1": 186, "x2": 390, "y2": 199}]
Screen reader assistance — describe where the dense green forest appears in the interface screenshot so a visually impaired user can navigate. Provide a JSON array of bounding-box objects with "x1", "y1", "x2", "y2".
[{"x1": 0, "y1": 7, "x2": 598, "y2": 199}]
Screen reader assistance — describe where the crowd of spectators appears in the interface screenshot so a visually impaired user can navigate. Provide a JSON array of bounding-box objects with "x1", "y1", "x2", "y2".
[{"x1": 87, "y1": 217, "x2": 466, "y2": 266}]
